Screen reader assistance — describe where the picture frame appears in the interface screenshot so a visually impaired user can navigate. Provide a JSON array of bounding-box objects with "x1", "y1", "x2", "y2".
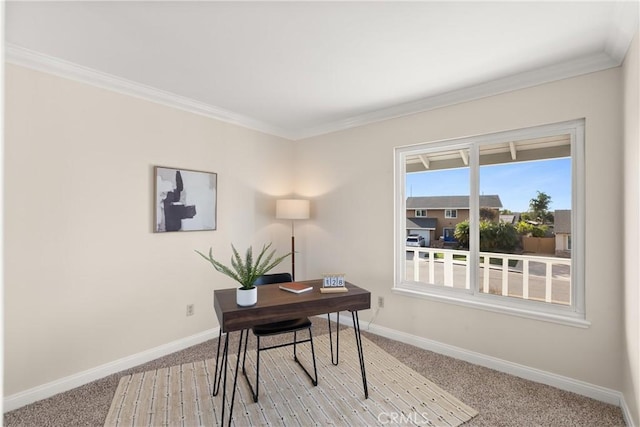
[{"x1": 154, "y1": 166, "x2": 217, "y2": 232}]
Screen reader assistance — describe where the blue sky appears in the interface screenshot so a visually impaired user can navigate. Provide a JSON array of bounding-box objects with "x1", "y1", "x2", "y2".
[{"x1": 406, "y1": 158, "x2": 571, "y2": 212}]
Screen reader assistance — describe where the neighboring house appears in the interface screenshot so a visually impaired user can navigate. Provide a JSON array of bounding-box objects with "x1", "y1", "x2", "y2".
[
  {"x1": 554, "y1": 209, "x2": 572, "y2": 258},
  {"x1": 406, "y1": 217, "x2": 437, "y2": 246},
  {"x1": 406, "y1": 195, "x2": 503, "y2": 244},
  {"x1": 499, "y1": 212, "x2": 521, "y2": 224}
]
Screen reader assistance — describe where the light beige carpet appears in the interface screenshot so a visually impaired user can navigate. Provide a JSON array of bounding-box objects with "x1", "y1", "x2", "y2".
[{"x1": 105, "y1": 334, "x2": 477, "y2": 426}]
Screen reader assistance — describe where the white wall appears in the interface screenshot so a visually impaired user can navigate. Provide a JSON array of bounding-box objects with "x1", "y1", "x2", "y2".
[
  {"x1": 296, "y1": 68, "x2": 624, "y2": 391},
  {"x1": 623, "y1": 32, "x2": 640, "y2": 426},
  {"x1": 5, "y1": 45, "x2": 638, "y2": 415},
  {"x1": 3, "y1": 64, "x2": 295, "y2": 396}
]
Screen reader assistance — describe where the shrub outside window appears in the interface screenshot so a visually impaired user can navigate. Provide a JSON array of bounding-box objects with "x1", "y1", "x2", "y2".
[{"x1": 394, "y1": 120, "x2": 586, "y2": 327}]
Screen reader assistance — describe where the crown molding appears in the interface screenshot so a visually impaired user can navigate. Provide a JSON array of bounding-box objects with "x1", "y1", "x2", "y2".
[
  {"x1": 5, "y1": 44, "x2": 295, "y2": 140},
  {"x1": 6, "y1": 44, "x2": 622, "y2": 141},
  {"x1": 605, "y1": 0, "x2": 640, "y2": 64},
  {"x1": 292, "y1": 51, "x2": 620, "y2": 140}
]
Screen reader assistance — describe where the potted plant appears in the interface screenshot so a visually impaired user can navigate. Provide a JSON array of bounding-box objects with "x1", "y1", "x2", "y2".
[{"x1": 196, "y1": 243, "x2": 290, "y2": 306}]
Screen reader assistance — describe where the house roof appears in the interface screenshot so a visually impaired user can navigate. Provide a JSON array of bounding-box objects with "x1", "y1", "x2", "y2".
[
  {"x1": 554, "y1": 210, "x2": 571, "y2": 234},
  {"x1": 499, "y1": 213, "x2": 521, "y2": 224},
  {"x1": 407, "y1": 195, "x2": 503, "y2": 209},
  {"x1": 406, "y1": 218, "x2": 437, "y2": 230}
]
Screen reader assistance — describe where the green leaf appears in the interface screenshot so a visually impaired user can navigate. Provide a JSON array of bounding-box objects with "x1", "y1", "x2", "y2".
[{"x1": 195, "y1": 243, "x2": 290, "y2": 289}]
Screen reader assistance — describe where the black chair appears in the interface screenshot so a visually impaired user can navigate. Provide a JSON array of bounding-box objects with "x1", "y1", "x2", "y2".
[{"x1": 241, "y1": 272, "x2": 318, "y2": 402}]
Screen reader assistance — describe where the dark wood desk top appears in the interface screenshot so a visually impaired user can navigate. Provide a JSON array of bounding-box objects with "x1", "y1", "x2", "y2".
[{"x1": 214, "y1": 280, "x2": 371, "y2": 332}]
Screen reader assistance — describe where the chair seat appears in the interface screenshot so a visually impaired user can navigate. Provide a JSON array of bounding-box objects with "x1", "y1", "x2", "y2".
[{"x1": 252, "y1": 317, "x2": 312, "y2": 336}]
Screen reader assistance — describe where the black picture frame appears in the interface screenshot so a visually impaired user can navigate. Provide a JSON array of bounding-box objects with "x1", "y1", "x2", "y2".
[{"x1": 154, "y1": 166, "x2": 217, "y2": 232}]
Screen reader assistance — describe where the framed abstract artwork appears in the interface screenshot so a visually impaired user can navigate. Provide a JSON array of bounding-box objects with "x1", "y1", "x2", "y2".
[{"x1": 154, "y1": 166, "x2": 217, "y2": 232}]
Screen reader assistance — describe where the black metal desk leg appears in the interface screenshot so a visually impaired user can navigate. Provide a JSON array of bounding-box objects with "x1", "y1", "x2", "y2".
[
  {"x1": 327, "y1": 312, "x2": 340, "y2": 365},
  {"x1": 351, "y1": 311, "x2": 369, "y2": 398},
  {"x1": 219, "y1": 329, "x2": 247, "y2": 426},
  {"x1": 226, "y1": 329, "x2": 247, "y2": 426},
  {"x1": 212, "y1": 329, "x2": 227, "y2": 396},
  {"x1": 220, "y1": 331, "x2": 230, "y2": 424}
]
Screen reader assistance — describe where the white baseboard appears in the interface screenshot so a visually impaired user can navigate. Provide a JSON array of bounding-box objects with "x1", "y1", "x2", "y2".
[
  {"x1": 620, "y1": 394, "x2": 637, "y2": 427},
  {"x1": 326, "y1": 314, "x2": 628, "y2": 413},
  {"x1": 3, "y1": 327, "x2": 219, "y2": 412},
  {"x1": 5, "y1": 318, "x2": 636, "y2": 425}
]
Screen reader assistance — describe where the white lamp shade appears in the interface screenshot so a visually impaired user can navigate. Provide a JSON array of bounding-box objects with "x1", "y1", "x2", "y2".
[{"x1": 276, "y1": 199, "x2": 310, "y2": 220}]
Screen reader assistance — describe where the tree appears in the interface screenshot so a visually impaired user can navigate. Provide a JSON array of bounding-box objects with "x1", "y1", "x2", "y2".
[
  {"x1": 454, "y1": 219, "x2": 518, "y2": 252},
  {"x1": 454, "y1": 220, "x2": 470, "y2": 248},
  {"x1": 491, "y1": 221, "x2": 519, "y2": 252},
  {"x1": 516, "y1": 221, "x2": 547, "y2": 237},
  {"x1": 529, "y1": 191, "x2": 553, "y2": 223},
  {"x1": 479, "y1": 207, "x2": 497, "y2": 221}
]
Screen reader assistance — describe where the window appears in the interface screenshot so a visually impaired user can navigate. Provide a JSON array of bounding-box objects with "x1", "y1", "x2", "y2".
[
  {"x1": 415, "y1": 210, "x2": 427, "y2": 217},
  {"x1": 394, "y1": 120, "x2": 586, "y2": 326}
]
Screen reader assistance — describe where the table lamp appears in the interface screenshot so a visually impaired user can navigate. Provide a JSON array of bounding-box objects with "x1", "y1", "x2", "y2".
[{"x1": 276, "y1": 199, "x2": 310, "y2": 281}]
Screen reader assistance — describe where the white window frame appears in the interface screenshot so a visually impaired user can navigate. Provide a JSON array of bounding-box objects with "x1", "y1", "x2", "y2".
[
  {"x1": 415, "y1": 209, "x2": 427, "y2": 217},
  {"x1": 444, "y1": 209, "x2": 458, "y2": 218},
  {"x1": 393, "y1": 119, "x2": 587, "y2": 327}
]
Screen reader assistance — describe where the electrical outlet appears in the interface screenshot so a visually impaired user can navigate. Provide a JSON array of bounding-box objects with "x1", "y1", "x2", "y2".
[
  {"x1": 378, "y1": 296, "x2": 384, "y2": 308},
  {"x1": 186, "y1": 304, "x2": 195, "y2": 316}
]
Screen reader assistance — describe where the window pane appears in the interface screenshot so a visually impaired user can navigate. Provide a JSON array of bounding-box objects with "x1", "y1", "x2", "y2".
[
  {"x1": 395, "y1": 120, "x2": 583, "y2": 323},
  {"x1": 405, "y1": 149, "x2": 470, "y2": 290},
  {"x1": 478, "y1": 138, "x2": 572, "y2": 306}
]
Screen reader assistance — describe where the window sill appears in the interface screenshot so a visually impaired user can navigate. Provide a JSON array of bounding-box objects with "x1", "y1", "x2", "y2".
[{"x1": 392, "y1": 286, "x2": 591, "y2": 328}]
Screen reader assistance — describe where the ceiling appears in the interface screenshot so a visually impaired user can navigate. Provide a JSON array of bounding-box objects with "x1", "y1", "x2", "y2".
[{"x1": 5, "y1": 1, "x2": 639, "y2": 140}]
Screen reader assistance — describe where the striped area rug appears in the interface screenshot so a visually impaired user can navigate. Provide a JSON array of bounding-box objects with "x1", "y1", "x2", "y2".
[{"x1": 105, "y1": 334, "x2": 477, "y2": 426}]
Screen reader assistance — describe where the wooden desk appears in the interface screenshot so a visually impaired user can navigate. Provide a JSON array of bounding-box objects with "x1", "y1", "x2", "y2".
[{"x1": 212, "y1": 280, "x2": 371, "y2": 426}]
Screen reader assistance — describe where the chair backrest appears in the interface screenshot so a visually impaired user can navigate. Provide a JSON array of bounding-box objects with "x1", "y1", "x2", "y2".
[{"x1": 253, "y1": 273, "x2": 293, "y2": 286}]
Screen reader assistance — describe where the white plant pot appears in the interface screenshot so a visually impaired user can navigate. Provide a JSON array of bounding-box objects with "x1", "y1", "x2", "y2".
[{"x1": 236, "y1": 286, "x2": 257, "y2": 307}]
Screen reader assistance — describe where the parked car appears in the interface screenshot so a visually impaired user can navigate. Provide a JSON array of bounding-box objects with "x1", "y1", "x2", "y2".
[{"x1": 406, "y1": 235, "x2": 426, "y2": 247}]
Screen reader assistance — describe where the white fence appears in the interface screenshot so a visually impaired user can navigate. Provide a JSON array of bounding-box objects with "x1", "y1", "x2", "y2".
[{"x1": 405, "y1": 247, "x2": 572, "y2": 305}]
